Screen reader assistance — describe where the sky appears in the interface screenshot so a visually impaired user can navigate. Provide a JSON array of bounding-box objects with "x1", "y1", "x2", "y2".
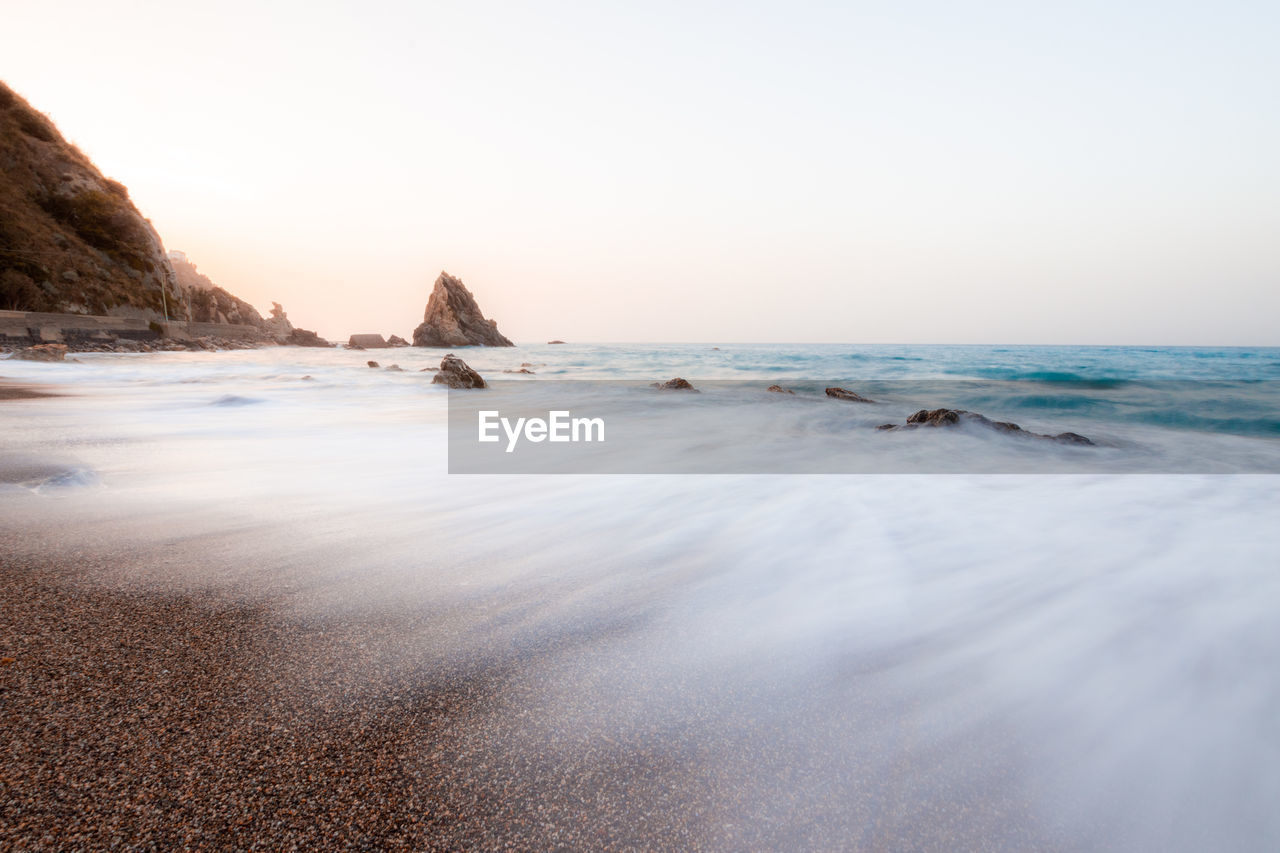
[{"x1": 2, "y1": 0, "x2": 1278, "y2": 344}]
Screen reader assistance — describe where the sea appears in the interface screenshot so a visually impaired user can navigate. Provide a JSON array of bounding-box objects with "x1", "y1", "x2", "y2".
[{"x1": 3, "y1": 342, "x2": 1279, "y2": 850}]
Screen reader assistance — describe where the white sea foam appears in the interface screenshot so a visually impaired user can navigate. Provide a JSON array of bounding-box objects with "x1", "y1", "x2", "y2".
[{"x1": 2, "y1": 344, "x2": 1278, "y2": 848}]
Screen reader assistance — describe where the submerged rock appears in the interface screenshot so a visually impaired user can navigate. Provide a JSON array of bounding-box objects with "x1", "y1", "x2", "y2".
[
  {"x1": 877, "y1": 408, "x2": 1094, "y2": 445},
  {"x1": 413, "y1": 272, "x2": 514, "y2": 348},
  {"x1": 11, "y1": 344, "x2": 68, "y2": 362},
  {"x1": 366, "y1": 360, "x2": 380, "y2": 368},
  {"x1": 432, "y1": 354, "x2": 487, "y2": 389},
  {"x1": 548, "y1": 340, "x2": 566, "y2": 345},
  {"x1": 503, "y1": 368, "x2": 535, "y2": 374},
  {"x1": 651, "y1": 377, "x2": 697, "y2": 391},
  {"x1": 826, "y1": 387, "x2": 874, "y2": 403},
  {"x1": 767, "y1": 385, "x2": 795, "y2": 394}
]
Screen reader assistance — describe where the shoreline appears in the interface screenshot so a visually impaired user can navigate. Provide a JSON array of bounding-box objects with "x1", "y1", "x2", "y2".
[
  {"x1": 0, "y1": 533, "x2": 1050, "y2": 851},
  {"x1": 3, "y1": 346, "x2": 1278, "y2": 849}
]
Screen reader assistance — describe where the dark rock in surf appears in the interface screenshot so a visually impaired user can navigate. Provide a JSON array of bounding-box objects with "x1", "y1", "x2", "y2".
[
  {"x1": 877, "y1": 408, "x2": 1094, "y2": 445},
  {"x1": 366, "y1": 361, "x2": 379, "y2": 368},
  {"x1": 909, "y1": 408, "x2": 1022, "y2": 432},
  {"x1": 651, "y1": 378, "x2": 696, "y2": 391},
  {"x1": 286, "y1": 328, "x2": 331, "y2": 347},
  {"x1": 547, "y1": 340, "x2": 566, "y2": 345},
  {"x1": 767, "y1": 385, "x2": 794, "y2": 394},
  {"x1": 432, "y1": 354, "x2": 486, "y2": 389},
  {"x1": 826, "y1": 387, "x2": 874, "y2": 403}
]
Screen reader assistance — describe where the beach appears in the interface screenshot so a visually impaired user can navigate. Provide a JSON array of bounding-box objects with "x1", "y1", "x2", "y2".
[
  {"x1": 3, "y1": 344, "x2": 1280, "y2": 850},
  {"x1": 0, "y1": 520, "x2": 1054, "y2": 852}
]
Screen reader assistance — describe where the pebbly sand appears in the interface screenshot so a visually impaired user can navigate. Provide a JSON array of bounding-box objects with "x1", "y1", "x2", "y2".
[{"x1": 0, "y1": 532, "x2": 1050, "y2": 852}]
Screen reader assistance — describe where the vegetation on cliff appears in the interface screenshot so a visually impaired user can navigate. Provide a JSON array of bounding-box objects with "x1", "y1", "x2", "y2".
[{"x1": 0, "y1": 80, "x2": 179, "y2": 316}]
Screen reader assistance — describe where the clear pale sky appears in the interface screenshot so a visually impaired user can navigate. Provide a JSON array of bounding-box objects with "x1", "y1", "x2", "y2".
[{"x1": 3, "y1": 1, "x2": 1277, "y2": 344}]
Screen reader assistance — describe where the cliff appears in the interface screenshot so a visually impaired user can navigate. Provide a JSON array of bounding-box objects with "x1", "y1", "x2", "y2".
[
  {"x1": 0, "y1": 80, "x2": 179, "y2": 317},
  {"x1": 0, "y1": 80, "x2": 291, "y2": 341},
  {"x1": 172, "y1": 254, "x2": 265, "y2": 326},
  {"x1": 412, "y1": 271, "x2": 514, "y2": 347}
]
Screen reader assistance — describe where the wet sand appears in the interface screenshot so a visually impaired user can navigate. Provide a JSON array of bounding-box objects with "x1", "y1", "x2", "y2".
[
  {"x1": 0, "y1": 381, "x2": 60, "y2": 401},
  {"x1": 0, "y1": 532, "x2": 1054, "y2": 852}
]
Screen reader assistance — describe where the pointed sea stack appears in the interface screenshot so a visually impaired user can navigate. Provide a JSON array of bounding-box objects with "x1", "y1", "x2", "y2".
[{"x1": 412, "y1": 271, "x2": 514, "y2": 348}]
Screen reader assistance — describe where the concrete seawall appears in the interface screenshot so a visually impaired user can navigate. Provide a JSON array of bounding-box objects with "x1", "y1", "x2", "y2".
[{"x1": 0, "y1": 311, "x2": 269, "y2": 346}]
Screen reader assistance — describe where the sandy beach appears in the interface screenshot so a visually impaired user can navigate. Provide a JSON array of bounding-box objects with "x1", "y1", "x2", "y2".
[
  {"x1": 0, "y1": 534, "x2": 1046, "y2": 852},
  {"x1": 2, "y1": 348, "x2": 1278, "y2": 851}
]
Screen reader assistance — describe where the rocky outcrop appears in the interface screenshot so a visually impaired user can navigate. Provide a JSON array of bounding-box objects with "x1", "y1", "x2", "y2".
[
  {"x1": 170, "y1": 254, "x2": 299, "y2": 341},
  {"x1": 413, "y1": 272, "x2": 513, "y2": 348},
  {"x1": 826, "y1": 387, "x2": 874, "y2": 403},
  {"x1": 349, "y1": 334, "x2": 389, "y2": 349},
  {"x1": 0, "y1": 82, "x2": 294, "y2": 337},
  {"x1": 877, "y1": 408, "x2": 1094, "y2": 445},
  {"x1": 285, "y1": 328, "x2": 330, "y2": 347},
  {"x1": 183, "y1": 284, "x2": 264, "y2": 327},
  {"x1": 263, "y1": 302, "x2": 294, "y2": 340},
  {"x1": 10, "y1": 343, "x2": 67, "y2": 362},
  {"x1": 1, "y1": 81, "x2": 179, "y2": 318},
  {"x1": 651, "y1": 378, "x2": 696, "y2": 391},
  {"x1": 767, "y1": 385, "x2": 794, "y2": 394},
  {"x1": 432, "y1": 354, "x2": 486, "y2": 389},
  {"x1": 387, "y1": 335, "x2": 409, "y2": 347}
]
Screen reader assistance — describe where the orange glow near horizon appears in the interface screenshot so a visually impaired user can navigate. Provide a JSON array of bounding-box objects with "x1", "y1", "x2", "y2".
[{"x1": 4, "y1": 0, "x2": 1279, "y2": 345}]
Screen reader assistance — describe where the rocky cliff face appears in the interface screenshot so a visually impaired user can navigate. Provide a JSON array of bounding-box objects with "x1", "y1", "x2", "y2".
[
  {"x1": 0, "y1": 81, "x2": 287, "y2": 338},
  {"x1": 171, "y1": 254, "x2": 265, "y2": 326},
  {"x1": 412, "y1": 271, "x2": 514, "y2": 347},
  {"x1": 0, "y1": 80, "x2": 179, "y2": 317}
]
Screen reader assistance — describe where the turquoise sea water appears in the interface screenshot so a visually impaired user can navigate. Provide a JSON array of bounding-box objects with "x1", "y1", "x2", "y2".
[
  {"x1": 521, "y1": 342, "x2": 1280, "y2": 382},
  {"x1": 480, "y1": 342, "x2": 1280, "y2": 441}
]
